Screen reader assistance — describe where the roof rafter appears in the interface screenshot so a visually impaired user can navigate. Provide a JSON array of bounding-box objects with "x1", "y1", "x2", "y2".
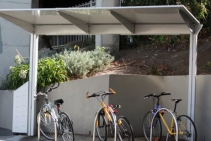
[
  {"x1": 110, "y1": 10, "x2": 134, "y2": 34},
  {"x1": 0, "y1": 12, "x2": 34, "y2": 33},
  {"x1": 179, "y1": 9, "x2": 196, "y2": 33},
  {"x1": 57, "y1": 11, "x2": 89, "y2": 33}
]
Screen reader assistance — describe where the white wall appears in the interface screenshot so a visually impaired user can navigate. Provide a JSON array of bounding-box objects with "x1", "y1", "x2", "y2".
[{"x1": 0, "y1": 0, "x2": 31, "y2": 85}]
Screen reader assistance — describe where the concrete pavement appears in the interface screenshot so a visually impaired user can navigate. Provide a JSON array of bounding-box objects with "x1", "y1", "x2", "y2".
[
  {"x1": 0, "y1": 135, "x2": 146, "y2": 141},
  {"x1": 0, "y1": 128, "x2": 175, "y2": 141},
  {"x1": 0, "y1": 127, "x2": 146, "y2": 141}
]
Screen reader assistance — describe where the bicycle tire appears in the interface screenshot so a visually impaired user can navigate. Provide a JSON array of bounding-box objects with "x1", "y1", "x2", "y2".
[
  {"x1": 96, "y1": 111, "x2": 108, "y2": 141},
  {"x1": 38, "y1": 105, "x2": 57, "y2": 140},
  {"x1": 59, "y1": 112, "x2": 75, "y2": 141},
  {"x1": 142, "y1": 111, "x2": 162, "y2": 141},
  {"x1": 117, "y1": 116, "x2": 134, "y2": 141},
  {"x1": 176, "y1": 115, "x2": 197, "y2": 141}
]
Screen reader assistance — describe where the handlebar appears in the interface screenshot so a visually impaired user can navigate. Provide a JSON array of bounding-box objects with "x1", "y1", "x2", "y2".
[
  {"x1": 144, "y1": 92, "x2": 171, "y2": 99},
  {"x1": 34, "y1": 82, "x2": 60, "y2": 98},
  {"x1": 34, "y1": 92, "x2": 47, "y2": 98},
  {"x1": 86, "y1": 88, "x2": 116, "y2": 99},
  {"x1": 45, "y1": 82, "x2": 60, "y2": 93}
]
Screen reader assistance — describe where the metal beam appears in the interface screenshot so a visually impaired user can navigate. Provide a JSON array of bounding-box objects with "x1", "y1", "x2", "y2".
[
  {"x1": 57, "y1": 11, "x2": 89, "y2": 33},
  {"x1": 179, "y1": 9, "x2": 196, "y2": 33},
  {"x1": 35, "y1": 24, "x2": 190, "y2": 35},
  {"x1": 0, "y1": 12, "x2": 34, "y2": 33},
  {"x1": 110, "y1": 11, "x2": 134, "y2": 34}
]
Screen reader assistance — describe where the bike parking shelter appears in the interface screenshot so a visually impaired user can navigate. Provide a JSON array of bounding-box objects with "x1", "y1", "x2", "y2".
[{"x1": 0, "y1": 5, "x2": 202, "y2": 136}]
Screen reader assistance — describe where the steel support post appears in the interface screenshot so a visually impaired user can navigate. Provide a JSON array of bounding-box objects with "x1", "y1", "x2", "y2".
[
  {"x1": 187, "y1": 25, "x2": 202, "y2": 121},
  {"x1": 28, "y1": 34, "x2": 39, "y2": 136}
]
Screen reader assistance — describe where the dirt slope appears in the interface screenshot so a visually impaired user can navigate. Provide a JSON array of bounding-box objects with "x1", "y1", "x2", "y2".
[{"x1": 95, "y1": 37, "x2": 211, "y2": 76}]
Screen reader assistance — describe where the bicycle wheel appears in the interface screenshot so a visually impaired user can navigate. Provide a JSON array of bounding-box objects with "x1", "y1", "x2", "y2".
[
  {"x1": 96, "y1": 111, "x2": 108, "y2": 141},
  {"x1": 59, "y1": 112, "x2": 75, "y2": 141},
  {"x1": 39, "y1": 105, "x2": 56, "y2": 140},
  {"x1": 176, "y1": 115, "x2": 197, "y2": 141},
  {"x1": 117, "y1": 116, "x2": 134, "y2": 141},
  {"x1": 142, "y1": 111, "x2": 162, "y2": 141}
]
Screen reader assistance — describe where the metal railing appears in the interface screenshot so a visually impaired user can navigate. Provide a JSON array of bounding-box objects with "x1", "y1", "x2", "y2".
[{"x1": 73, "y1": 0, "x2": 96, "y2": 7}]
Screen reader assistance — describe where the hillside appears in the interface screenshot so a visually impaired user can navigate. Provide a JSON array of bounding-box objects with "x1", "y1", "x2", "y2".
[{"x1": 95, "y1": 37, "x2": 211, "y2": 76}]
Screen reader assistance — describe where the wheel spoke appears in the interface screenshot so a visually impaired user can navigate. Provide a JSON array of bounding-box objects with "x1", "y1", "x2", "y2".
[
  {"x1": 143, "y1": 111, "x2": 162, "y2": 141},
  {"x1": 117, "y1": 117, "x2": 134, "y2": 141},
  {"x1": 60, "y1": 112, "x2": 75, "y2": 141},
  {"x1": 176, "y1": 115, "x2": 197, "y2": 141}
]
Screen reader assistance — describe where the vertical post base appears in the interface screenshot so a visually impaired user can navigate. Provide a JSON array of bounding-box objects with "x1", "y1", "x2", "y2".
[{"x1": 37, "y1": 112, "x2": 40, "y2": 140}]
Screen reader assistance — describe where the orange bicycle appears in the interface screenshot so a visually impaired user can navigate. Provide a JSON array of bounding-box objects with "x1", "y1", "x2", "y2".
[{"x1": 86, "y1": 88, "x2": 134, "y2": 141}]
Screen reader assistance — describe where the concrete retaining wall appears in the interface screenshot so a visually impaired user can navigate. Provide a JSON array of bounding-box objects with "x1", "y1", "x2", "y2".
[
  {"x1": 109, "y1": 75, "x2": 164, "y2": 136},
  {"x1": 195, "y1": 75, "x2": 211, "y2": 141},
  {"x1": 0, "y1": 90, "x2": 13, "y2": 130}
]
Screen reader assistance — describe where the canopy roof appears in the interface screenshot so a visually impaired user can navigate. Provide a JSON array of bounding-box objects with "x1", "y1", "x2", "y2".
[{"x1": 0, "y1": 5, "x2": 200, "y2": 35}]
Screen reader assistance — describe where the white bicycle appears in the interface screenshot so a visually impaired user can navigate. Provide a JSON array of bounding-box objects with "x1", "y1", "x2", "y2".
[{"x1": 35, "y1": 83, "x2": 75, "y2": 141}]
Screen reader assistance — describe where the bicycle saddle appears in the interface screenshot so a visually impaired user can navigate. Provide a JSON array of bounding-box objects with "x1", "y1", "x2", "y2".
[
  {"x1": 171, "y1": 99, "x2": 182, "y2": 103},
  {"x1": 54, "y1": 99, "x2": 64, "y2": 105},
  {"x1": 110, "y1": 104, "x2": 121, "y2": 110}
]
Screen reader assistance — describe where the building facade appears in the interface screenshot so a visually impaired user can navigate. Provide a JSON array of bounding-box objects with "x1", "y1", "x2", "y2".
[{"x1": 0, "y1": 0, "x2": 32, "y2": 87}]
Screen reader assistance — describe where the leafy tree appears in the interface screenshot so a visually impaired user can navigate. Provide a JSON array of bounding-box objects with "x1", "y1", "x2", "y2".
[{"x1": 122, "y1": 0, "x2": 210, "y2": 22}]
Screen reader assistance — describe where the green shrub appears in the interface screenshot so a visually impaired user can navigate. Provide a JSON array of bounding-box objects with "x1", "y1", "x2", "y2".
[
  {"x1": 6, "y1": 64, "x2": 30, "y2": 90},
  {"x1": 37, "y1": 58, "x2": 68, "y2": 90},
  {"x1": 90, "y1": 47, "x2": 114, "y2": 74},
  {"x1": 5, "y1": 47, "x2": 113, "y2": 90},
  {"x1": 55, "y1": 47, "x2": 114, "y2": 78},
  {"x1": 6, "y1": 57, "x2": 68, "y2": 90}
]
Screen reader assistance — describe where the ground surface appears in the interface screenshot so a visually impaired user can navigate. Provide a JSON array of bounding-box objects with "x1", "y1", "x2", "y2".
[{"x1": 95, "y1": 37, "x2": 211, "y2": 76}]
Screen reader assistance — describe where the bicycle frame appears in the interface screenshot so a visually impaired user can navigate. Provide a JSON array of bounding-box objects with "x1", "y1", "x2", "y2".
[
  {"x1": 150, "y1": 108, "x2": 178, "y2": 141},
  {"x1": 87, "y1": 89, "x2": 118, "y2": 141},
  {"x1": 93, "y1": 105, "x2": 117, "y2": 141},
  {"x1": 151, "y1": 97, "x2": 184, "y2": 136},
  {"x1": 100, "y1": 101, "x2": 117, "y2": 122},
  {"x1": 158, "y1": 112, "x2": 186, "y2": 135},
  {"x1": 92, "y1": 95, "x2": 118, "y2": 141}
]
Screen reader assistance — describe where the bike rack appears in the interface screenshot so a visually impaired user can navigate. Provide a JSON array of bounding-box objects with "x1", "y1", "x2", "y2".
[
  {"x1": 37, "y1": 112, "x2": 41, "y2": 140},
  {"x1": 92, "y1": 106, "x2": 117, "y2": 141},
  {"x1": 150, "y1": 108, "x2": 178, "y2": 141},
  {"x1": 37, "y1": 109, "x2": 58, "y2": 141}
]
